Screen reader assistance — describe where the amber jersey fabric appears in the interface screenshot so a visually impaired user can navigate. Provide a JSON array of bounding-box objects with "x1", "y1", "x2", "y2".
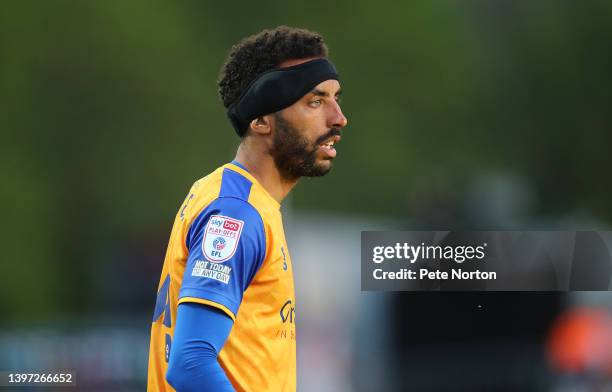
[{"x1": 148, "y1": 162, "x2": 296, "y2": 391}]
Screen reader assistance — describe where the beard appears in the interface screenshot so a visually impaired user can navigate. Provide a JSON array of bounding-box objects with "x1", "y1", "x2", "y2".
[{"x1": 271, "y1": 112, "x2": 341, "y2": 181}]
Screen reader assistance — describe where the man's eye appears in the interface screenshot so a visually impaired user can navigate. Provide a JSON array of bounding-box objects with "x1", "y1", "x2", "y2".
[{"x1": 309, "y1": 100, "x2": 322, "y2": 107}]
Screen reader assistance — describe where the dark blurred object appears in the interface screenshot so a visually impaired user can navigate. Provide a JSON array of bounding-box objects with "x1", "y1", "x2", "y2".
[{"x1": 390, "y1": 293, "x2": 562, "y2": 391}]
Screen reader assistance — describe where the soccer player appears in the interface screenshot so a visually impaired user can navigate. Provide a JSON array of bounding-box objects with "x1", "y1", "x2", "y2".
[{"x1": 147, "y1": 26, "x2": 348, "y2": 391}]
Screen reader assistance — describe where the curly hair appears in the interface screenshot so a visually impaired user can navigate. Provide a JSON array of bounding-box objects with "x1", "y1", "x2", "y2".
[{"x1": 218, "y1": 26, "x2": 329, "y2": 109}]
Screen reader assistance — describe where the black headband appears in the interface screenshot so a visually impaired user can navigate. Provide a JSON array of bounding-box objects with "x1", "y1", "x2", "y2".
[{"x1": 227, "y1": 58, "x2": 339, "y2": 136}]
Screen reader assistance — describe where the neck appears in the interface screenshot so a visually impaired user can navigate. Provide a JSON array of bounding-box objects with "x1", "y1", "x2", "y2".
[{"x1": 234, "y1": 142, "x2": 298, "y2": 204}]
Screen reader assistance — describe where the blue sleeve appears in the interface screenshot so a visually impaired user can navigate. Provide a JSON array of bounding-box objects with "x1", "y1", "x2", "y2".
[
  {"x1": 166, "y1": 303, "x2": 235, "y2": 391},
  {"x1": 179, "y1": 197, "x2": 266, "y2": 319}
]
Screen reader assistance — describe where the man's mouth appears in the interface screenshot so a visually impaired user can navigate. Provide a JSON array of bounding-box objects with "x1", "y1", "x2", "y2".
[
  {"x1": 318, "y1": 135, "x2": 341, "y2": 158},
  {"x1": 319, "y1": 135, "x2": 341, "y2": 149},
  {"x1": 321, "y1": 140, "x2": 335, "y2": 150}
]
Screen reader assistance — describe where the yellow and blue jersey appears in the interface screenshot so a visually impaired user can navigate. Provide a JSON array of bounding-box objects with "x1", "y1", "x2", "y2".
[{"x1": 148, "y1": 161, "x2": 296, "y2": 392}]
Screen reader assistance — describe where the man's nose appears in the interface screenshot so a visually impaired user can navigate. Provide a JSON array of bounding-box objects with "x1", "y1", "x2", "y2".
[{"x1": 328, "y1": 101, "x2": 348, "y2": 129}]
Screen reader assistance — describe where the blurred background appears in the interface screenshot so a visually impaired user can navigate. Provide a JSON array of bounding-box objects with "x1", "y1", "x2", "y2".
[{"x1": 1, "y1": 0, "x2": 612, "y2": 390}]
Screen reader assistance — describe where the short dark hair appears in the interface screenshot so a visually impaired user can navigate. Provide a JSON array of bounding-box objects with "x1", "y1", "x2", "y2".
[{"x1": 218, "y1": 26, "x2": 329, "y2": 109}]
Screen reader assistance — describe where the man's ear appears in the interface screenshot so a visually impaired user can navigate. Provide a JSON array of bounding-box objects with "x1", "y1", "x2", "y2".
[{"x1": 249, "y1": 115, "x2": 273, "y2": 135}]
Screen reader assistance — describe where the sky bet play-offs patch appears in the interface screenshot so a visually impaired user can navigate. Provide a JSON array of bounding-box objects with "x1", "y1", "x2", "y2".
[
  {"x1": 361, "y1": 231, "x2": 612, "y2": 291},
  {"x1": 190, "y1": 215, "x2": 245, "y2": 285},
  {"x1": 202, "y1": 215, "x2": 244, "y2": 262}
]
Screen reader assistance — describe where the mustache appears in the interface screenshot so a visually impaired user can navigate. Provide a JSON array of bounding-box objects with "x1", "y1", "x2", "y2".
[{"x1": 315, "y1": 128, "x2": 342, "y2": 145}]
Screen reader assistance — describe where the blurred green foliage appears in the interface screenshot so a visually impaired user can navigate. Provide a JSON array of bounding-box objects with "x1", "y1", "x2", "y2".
[{"x1": 1, "y1": 1, "x2": 611, "y2": 318}]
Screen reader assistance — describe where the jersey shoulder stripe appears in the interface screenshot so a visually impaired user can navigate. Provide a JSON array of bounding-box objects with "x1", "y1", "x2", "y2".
[{"x1": 218, "y1": 167, "x2": 253, "y2": 201}]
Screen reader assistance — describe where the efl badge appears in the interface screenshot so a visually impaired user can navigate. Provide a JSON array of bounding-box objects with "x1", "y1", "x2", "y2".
[{"x1": 202, "y1": 215, "x2": 244, "y2": 262}]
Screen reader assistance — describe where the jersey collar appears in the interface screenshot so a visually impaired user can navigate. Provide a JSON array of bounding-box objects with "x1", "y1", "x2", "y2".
[{"x1": 224, "y1": 162, "x2": 281, "y2": 210}]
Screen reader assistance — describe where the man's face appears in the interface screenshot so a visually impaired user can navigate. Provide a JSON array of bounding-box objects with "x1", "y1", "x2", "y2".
[{"x1": 270, "y1": 78, "x2": 348, "y2": 181}]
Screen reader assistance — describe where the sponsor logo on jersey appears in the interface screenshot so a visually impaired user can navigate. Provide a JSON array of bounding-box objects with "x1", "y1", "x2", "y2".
[
  {"x1": 202, "y1": 215, "x2": 244, "y2": 262},
  {"x1": 275, "y1": 299, "x2": 296, "y2": 340},
  {"x1": 280, "y1": 299, "x2": 295, "y2": 324}
]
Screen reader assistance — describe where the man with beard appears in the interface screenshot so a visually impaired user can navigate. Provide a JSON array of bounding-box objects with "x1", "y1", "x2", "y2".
[{"x1": 147, "y1": 26, "x2": 347, "y2": 392}]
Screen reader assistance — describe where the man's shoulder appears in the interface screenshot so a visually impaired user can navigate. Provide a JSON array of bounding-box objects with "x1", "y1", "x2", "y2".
[
  {"x1": 185, "y1": 187, "x2": 266, "y2": 257},
  {"x1": 184, "y1": 166, "x2": 262, "y2": 225},
  {"x1": 180, "y1": 163, "x2": 282, "y2": 235}
]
